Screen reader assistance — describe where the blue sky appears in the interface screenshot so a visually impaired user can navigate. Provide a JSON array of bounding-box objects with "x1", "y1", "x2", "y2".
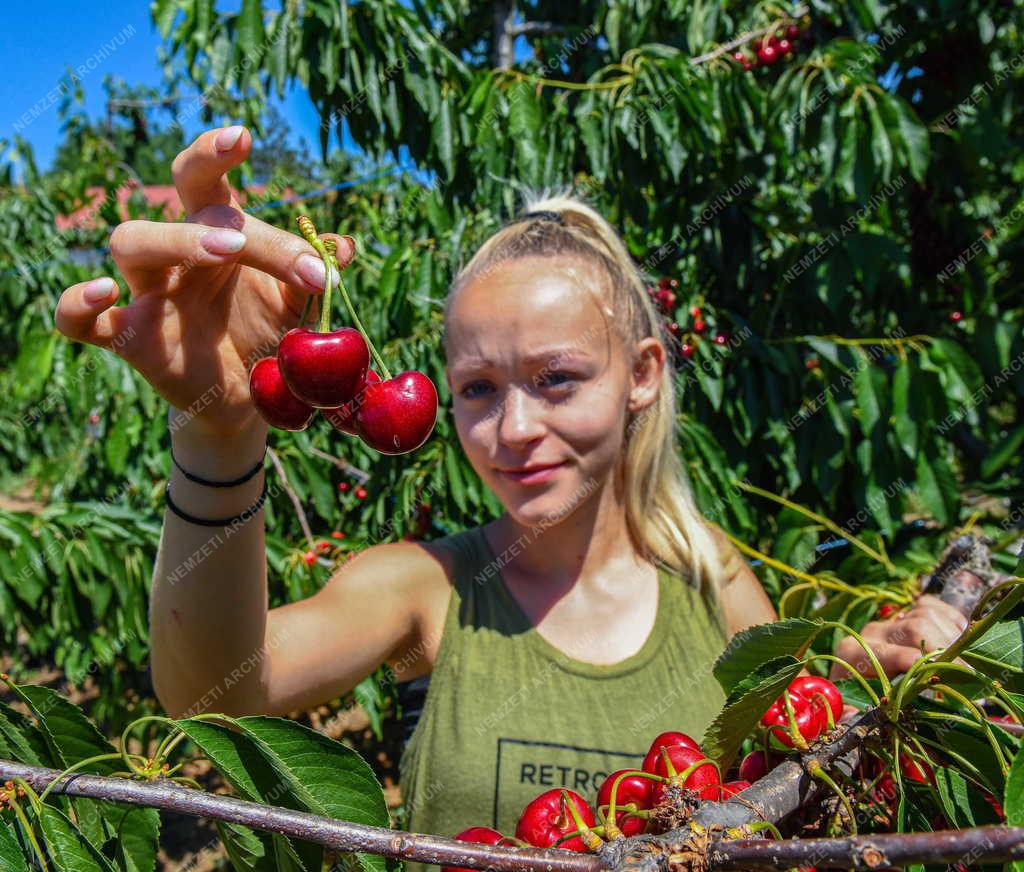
[{"x1": 0, "y1": 2, "x2": 335, "y2": 176}]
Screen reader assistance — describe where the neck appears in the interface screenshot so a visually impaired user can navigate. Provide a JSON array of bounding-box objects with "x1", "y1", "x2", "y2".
[{"x1": 486, "y1": 480, "x2": 649, "y2": 590}]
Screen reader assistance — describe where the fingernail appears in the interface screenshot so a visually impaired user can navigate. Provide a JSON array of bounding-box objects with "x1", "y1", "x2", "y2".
[
  {"x1": 341, "y1": 235, "x2": 357, "y2": 259},
  {"x1": 201, "y1": 228, "x2": 247, "y2": 254},
  {"x1": 296, "y1": 253, "x2": 327, "y2": 289},
  {"x1": 83, "y1": 277, "x2": 116, "y2": 303},
  {"x1": 215, "y1": 125, "x2": 244, "y2": 152}
]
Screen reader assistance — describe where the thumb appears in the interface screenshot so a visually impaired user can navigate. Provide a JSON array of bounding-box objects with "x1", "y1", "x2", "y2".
[{"x1": 55, "y1": 277, "x2": 136, "y2": 353}]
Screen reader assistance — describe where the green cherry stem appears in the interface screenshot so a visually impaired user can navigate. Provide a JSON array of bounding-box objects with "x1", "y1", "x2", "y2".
[
  {"x1": 37, "y1": 753, "x2": 138, "y2": 805},
  {"x1": 8, "y1": 796, "x2": 49, "y2": 872},
  {"x1": 931, "y1": 683, "x2": 1011, "y2": 774},
  {"x1": 559, "y1": 789, "x2": 604, "y2": 851},
  {"x1": 824, "y1": 622, "x2": 892, "y2": 696},
  {"x1": 806, "y1": 760, "x2": 857, "y2": 834},
  {"x1": 328, "y1": 251, "x2": 392, "y2": 380},
  {"x1": 803, "y1": 654, "x2": 881, "y2": 705},
  {"x1": 782, "y1": 689, "x2": 809, "y2": 750}
]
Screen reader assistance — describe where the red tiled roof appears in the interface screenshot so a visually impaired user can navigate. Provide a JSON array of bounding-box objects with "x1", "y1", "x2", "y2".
[{"x1": 54, "y1": 181, "x2": 293, "y2": 231}]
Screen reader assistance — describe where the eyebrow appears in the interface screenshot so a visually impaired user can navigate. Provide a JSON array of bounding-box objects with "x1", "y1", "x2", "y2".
[{"x1": 451, "y1": 348, "x2": 591, "y2": 375}]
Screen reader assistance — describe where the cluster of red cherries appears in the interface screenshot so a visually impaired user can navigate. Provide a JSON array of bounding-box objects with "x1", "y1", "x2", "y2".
[
  {"x1": 730, "y1": 19, "x2": 814, "y2": 70},
  {"x1": 646, "y1": 276, "x2": 730, "y2": 361},
  {"x1": 248, "y1": 217, "x2": 438, "y2": 455}
]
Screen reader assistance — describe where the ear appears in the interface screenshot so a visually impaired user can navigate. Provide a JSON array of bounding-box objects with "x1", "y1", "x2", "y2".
[{"x1": 627, "y1": 337, "x2": 665, "y2": 413}]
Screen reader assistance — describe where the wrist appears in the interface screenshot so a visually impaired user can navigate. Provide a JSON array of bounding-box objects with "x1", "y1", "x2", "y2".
[{"x1": 168, "y1": 406, "x2": 269, "y2": 482}]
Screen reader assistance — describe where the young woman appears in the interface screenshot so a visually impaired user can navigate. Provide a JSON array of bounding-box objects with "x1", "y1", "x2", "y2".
[{"x1": 54, "y1": 126, "x2": 968, "y2": 866}]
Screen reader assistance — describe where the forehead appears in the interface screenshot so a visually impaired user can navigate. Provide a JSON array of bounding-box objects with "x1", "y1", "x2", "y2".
[{"x1": 446, "y1": 256, "x2": 615, "y2": 368}]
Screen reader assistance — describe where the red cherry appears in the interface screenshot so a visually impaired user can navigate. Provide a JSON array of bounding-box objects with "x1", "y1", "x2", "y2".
[
  {"x1": 249, "y1": 357, "x2": 315, "y2": 431},
  {"x1": 949, "y1": 311, "x2": 963, "y2": 322},
  {"x1": 324, "y1": 369, "x2": 382, "y2": 436},
  {"x1": 877, "y1": 602, "x2": 899, "y2": 619},
  {"x1": 277, "y1": 327, "x2": 369, "y2": 409},
  {"x1": 777, "y1": 38, "x2": 793, "y2": 56},
  {"x1": 731, "y1": 51, "x2": 747, "y2": 64},
  {"x1": 302, "y1": 551, "x2": 316, "y2": 566},
  {"x1": 680, "y1": 343, "x2": 696, "y2": 359},
  {"x1": 315, "y1": 541, "x2": 331, "y2": 553},
  {"x1": 658, "y1": 276, "x2": 671, "y2": 289},
  {"x1": 689, "y1": 305, "x2": 701, "y2": 318},
  {"x1": 692, "y1": 318, "x2": 706, "y2": 333},
  {"x1": 650, "y1": 746, "x2": 720, "y2": 804},
  {"x1": 761, "y1": 689, "x2": 826, "y2": 748},
  {"x1": 742, "y1": 60, "x2": 753, "y2": 71},
  {"x1": 668, "y1": 279, "x2": 679, "y2": 288},
  {"x1": 720, "y1": 780, "x2": 751, "y2": 799},
  {"x1": 515, "y1": 789, "x2": 596, "y2": 851},
  {"x1": 900, "y1": 756, "x2": 934, "y2": 785},
  {"x1": 713, "y1": 333, "x2": 730, "y2": 346},
  {"x1": 338, "y1": 482, "x2": 350, "y2": 492},
  {"x1": 805, "y1": 357, "x2": 820, "y2": 370},
  {"x1": 355, "y1": 486, "x2": 368, "y2": 500},
  {"x1": 330, "y1": 531, "x2": 345, "y2": 539},
  {"x1": 757, "y1": 44, "x2": 777, "y2": 65},
  {"x1": 738, "y1": 750, "x2": 780, "y2": 782},
  {"x1": 88, "y1": 412, "x2": 100, "y2": 424},
  {"x1": 354, "y1": 371, "x2": 439, "y2": 455},
  {"x1": 596, "y1": 770, "x2": 652, "y2": 836},
  {"x1": 668, "y1": 322, "x2": 680, "y2": 335},
  {"x1": 786, "y1": 24, "x2": 801, "y2": 40},
  {"x1": 641, "y1": 731, "x2": 701, "y2": 773},
  {"x1": 442, "y1": 827, "x2": 508, "y2": 872},
  {"x1": 787, "y1": 676, "x2": 843, "y2": 726},
  {"x1": 655, "y1": 289, "x2": 677, "y2": 311},
  {"x1": 984, "y1": 793, "x2": 1005, "y2": 819}
]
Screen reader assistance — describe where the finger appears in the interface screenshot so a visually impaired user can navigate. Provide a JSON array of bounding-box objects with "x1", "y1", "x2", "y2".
[
  {"x1": 171, "y1": 126, "x2": 252, "y2": 216},
  {"x1": 55, "y1": 278, "x2": 135, "y2": 352},
  {"x1": 886, "y1": 617, "x2": 959, "y2": 654},
  {"x1": 913, "y1": 594, "x2": 971, "y2": 633},
  {"x1": 189, "y1": 205, "x2": 356, "y2": 296},
  {"x1": 109, "y1": 219, "x2": 248, "y2": 287},
  {"x1": 835, "y1": 636, "x2": 919, "y2": 679}
]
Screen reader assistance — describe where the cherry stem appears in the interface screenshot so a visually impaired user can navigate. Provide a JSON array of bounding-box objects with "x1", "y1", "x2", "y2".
[
  {"x1": 37, "y1": 753, "x2": 134, "y2": 806},
  {"x1": 803, "y1": 654, "x2": 881, "y2": 705},
  {"x1": 823, "y1": 622, "x2": 892, "y2": 696},
  {"x1": 8, "y1": 795, "x2": 49, "y2": 872},
  {"x1": 806, "y1": 760, "x2": 857, "y2": 835},
  {"x1": 328, "y1": 251, "x2": 393, "y2": 381},
  {"x1": 930, "y1": 683, "x2": 1011, "y2": 775},
  {"x1": 782, "y1": 690, "x2": 809, "y2": 751}
]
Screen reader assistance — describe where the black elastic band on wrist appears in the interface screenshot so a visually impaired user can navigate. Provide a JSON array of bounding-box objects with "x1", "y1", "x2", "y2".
[
  {"x1": 164, "y1": 478, "x2": 268, "y2": 527},
  {"x1": 171, "y1": 445, "x2": 267, "y2": 487}
]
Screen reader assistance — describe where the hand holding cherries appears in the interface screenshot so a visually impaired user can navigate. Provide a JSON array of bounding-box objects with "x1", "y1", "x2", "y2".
[{"x1": 249, "y1": 216, "x2": 438, "y2": 454}]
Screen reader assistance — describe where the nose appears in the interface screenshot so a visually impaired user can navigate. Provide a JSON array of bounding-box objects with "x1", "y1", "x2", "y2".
[{"x1": 495, "y1": 385, "x2": 547, "y2": 447}]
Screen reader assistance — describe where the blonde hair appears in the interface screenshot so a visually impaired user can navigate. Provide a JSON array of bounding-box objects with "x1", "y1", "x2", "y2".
[{"x1": 443, "y1": 188, "x2": 724, "y2": 600}]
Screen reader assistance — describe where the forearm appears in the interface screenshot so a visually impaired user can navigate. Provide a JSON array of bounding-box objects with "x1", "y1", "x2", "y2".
[{"x1": 149, "y1": 407, "x2": 273, "y2": 718}]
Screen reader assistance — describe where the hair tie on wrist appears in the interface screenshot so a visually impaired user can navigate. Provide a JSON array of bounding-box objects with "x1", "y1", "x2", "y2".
[
  {"x1": 171, "y1": 445, "x2": 267, "y2": 487},
  {"x1": 164, "y1": 479, "x2": 268, "y2": 528}
]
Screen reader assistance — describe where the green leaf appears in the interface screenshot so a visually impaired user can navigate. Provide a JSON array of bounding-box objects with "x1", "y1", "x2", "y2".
[
  {"x1": 713, "y1": 618, "x2": 823, "y2": 694},
  {"x1": 431, "y1": 96, "x2": 455, "y2": 183},
  {"x1": 235, "y1": 716, "x2": 391, "y2": 872},
  {"x1": 445, "y1": 442, "x2": 467, "y2": 513},
  {"x1": 508, "y1": 81, "x2": 542, "y2": 185},
  {"x1": 236, "y1": 0, "x2": 264, "y2": 63},
  {"x1": 890, "y1": 98, "x2": 930, "y2": 183},
  {"x1": 151, "y1": 0, "x2": 179, "y2": 39},
  {"x1": 702, "y1": 656, "x2": 804, "y2": 769},
  {"x1": 38, "y1": 803, "x2": 115, "y2": 872},
  {"x1": 0, "y1": 823, "x2": 30, "y2": 872},
  {"x1": 217, "y1": 820, "x2": 282, "y2": 872},
  {"x1": 865, "y1": 97, "x2": 893, "y2": 184},
  {"x1": 981, "y1": 422, "x2": 1024, "y2": 480},
  {"x1": 853, "y1": 352, "x2": 881, "y2": 435},
  {"x1": 1007, "y1": 745, "x2": 1024, "y2": 839},
  {"x1": 935, "y1": 766, "x2": 1001, "y2": 827},
  {"x1": 892, "y1": 360, "x2": 917, "y2": 458},
  {"x1": 836, "y1": 105, "x2": 860, "y2": 197},
  {"x1": 913, "y1": 446, "x2": 957, "y2": 526},
  {"x1": 175, "y1": 719, "x2": 320, "y2": 872},
  {"x1": 962, "y1": 619, "x2": 1024, "y2": 691}
]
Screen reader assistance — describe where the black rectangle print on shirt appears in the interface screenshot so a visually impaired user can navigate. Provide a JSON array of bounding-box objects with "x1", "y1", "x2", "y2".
[{"x1": 492, "y1": 737, "x2": 645, "y2": 834}]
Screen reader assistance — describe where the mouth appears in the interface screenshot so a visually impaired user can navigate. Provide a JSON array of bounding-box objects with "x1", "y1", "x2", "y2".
[{"x1": 497, "y1": 461, "x2": 567, "y2": 484}]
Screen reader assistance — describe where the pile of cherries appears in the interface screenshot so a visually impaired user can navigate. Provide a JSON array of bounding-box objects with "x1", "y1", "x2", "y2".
[
  {"x1": 442, "y1": 677, "x2": 848, "y2": 868},
  {"x1": 249, "y1": 217, "x2": 438, "y2": 455},
  {"x1": 730, "y1": 19, "x2": 814, "y2": 70}
]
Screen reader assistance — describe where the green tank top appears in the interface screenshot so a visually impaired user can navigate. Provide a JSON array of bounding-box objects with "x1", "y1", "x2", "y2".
[{"x1": 396, "y1": 526, "x2": 728, "y2": 872}]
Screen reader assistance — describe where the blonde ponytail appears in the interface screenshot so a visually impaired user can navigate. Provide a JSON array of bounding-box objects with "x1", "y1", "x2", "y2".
[{"x1": 443, "y1": 187, "x2": 725, "y2": 601}]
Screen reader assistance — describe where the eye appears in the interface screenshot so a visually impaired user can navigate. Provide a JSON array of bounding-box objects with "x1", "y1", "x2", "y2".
[
  {"x1": 537, "y1": 370, "x2": 577, "y2": 389},
  {"x1": 459, "y1": 380, "x2": 493, "y2": 399}
]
